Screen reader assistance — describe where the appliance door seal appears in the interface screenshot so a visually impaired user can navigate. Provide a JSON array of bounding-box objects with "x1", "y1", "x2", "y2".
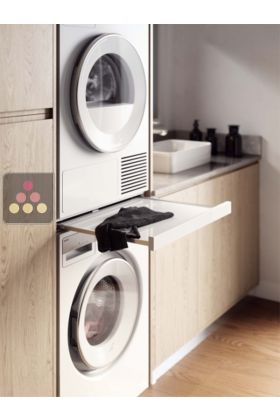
[
  {"x1": 71, "y1": 33, "x2": 146, "y2": 153},
  {"x1": 69, "y1": 257, "x2": 139, "y2": 372}
]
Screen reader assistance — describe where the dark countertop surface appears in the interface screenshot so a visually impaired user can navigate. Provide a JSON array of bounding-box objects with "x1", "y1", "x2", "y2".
[{"x1": 153, "y1": 154, "x2": 260, "y2": 197}]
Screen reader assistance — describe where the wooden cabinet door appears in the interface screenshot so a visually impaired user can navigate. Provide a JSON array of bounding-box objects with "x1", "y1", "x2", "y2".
[
  {"x1": 150, "y1": 232, "x2": 199, "y2": 369},
  {"x1": 0, "y1": 25, "x2": 54, "y2": 113},
  {"x1": 151, "y1": 164, "x2": 259, "y2": 371},
  {"x1": 0, "y1": 120, "x2": 56, "y2": 396},
  {"x1": 163, "y1": 164, "x2": 259, "y2": 331}
]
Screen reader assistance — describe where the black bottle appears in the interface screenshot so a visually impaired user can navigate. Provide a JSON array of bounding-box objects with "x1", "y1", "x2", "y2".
[
  {"x1": 205, "y1": 128, "x2": 218, "y2": 155},
  {"x1": 190, "y1": 119, "x2": 203, "y2": 141},
  {"x1": 225, "y1": 125, "x2": 242, "y2": 157}
]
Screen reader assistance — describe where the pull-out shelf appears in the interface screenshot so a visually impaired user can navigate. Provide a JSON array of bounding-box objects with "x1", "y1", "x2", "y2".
[{"x1": 59, "y1": 197, "x2": 231, "y2": 251}]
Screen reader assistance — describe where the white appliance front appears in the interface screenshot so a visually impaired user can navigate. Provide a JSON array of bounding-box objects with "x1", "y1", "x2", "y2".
[
  {"x1": 58, "y1": 230, "x2": 149, "y2": 396},
  {"x1": 58, "y1": 24, "x2": 149, "y2": 220}
]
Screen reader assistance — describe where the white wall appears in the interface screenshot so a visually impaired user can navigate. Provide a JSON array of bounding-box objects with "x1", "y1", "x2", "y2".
[{"x1": 156, "y1": 24, "x2": 280, "y2": 301}]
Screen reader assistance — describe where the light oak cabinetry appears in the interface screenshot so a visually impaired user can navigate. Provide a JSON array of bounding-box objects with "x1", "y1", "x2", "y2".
[
  {"x1": 0, "y1": 120, "x2": 56, "y2": 396},
  {"x1": 0, "y1": 25, "x2": 56, "y2": 396},
  {"x1": 151, "y1": 163, "x2": 259, "y2": 371},
  {"x1": 150, "y1": 232, "x2": 199, "y2": 370},
  {"x1": 0, "y1": 25, "x2": 53, "y2": 113}
]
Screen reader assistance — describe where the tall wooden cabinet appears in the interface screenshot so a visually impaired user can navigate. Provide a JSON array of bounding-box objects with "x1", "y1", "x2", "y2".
[
  {"x1": 151, "y1": 164, "x2": 259, "y2": 371},
  {"x1": 0, "y1": 25, "x2": 56, "y2": 396},
  {"x1": 0, "y1": 25, "x2": 53, "y2": 113}
]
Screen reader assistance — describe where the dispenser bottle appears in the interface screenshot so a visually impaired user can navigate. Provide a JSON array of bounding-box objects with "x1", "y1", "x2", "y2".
[
  {"x1": 225, "y1": 125, "x2": 242, "y2": 157},
  {"x1": 190, "y1": 119, "x2": 203, "y2": 141},
  {"x1": 205, "y1": 128, "x2": 218, "y2": 155}
]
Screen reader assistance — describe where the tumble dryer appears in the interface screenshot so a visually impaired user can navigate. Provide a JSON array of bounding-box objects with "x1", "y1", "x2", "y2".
[
  {"x1": 58, "y1": 230, "x2": 149, "y2": 396},
  {"x1": 57, "y1": 25, "x2": 149, "y2": 220}
]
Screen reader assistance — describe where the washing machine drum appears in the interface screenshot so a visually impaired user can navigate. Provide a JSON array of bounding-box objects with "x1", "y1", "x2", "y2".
[
  {"x1": 71, "y1": 33, "x2": 146, "y2": 153},
  {"x1": 69, "y1": 257, "x2": 140, "y2": 372}
]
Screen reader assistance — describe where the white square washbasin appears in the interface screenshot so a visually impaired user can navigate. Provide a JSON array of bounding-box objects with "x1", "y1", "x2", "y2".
[{"x1": 153, "y1": 139, "x2": 211, "y2": 174}]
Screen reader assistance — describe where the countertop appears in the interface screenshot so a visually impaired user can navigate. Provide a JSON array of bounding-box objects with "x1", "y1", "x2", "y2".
[{"x1": 153, "y1": 154, "x2": 260, "y2": 197}]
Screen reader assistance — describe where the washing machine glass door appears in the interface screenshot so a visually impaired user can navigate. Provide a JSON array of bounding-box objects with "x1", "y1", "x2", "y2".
[
  {"x1": 72, "y1": 33, "x2": 146, "y2": 153},
  {"x1": 70, "y1": 257, "x2": 140, "y2": 371}
]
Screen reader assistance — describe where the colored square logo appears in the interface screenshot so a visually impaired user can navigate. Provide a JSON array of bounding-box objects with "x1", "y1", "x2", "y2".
[{"x1": 3, "y1": 173, "x2": 53, "y2": 224}]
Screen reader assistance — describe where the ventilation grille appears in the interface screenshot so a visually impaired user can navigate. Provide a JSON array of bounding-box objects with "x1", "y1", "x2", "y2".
[{"x1": 121, "y1": 153, "x2": 148, "y2": 194}]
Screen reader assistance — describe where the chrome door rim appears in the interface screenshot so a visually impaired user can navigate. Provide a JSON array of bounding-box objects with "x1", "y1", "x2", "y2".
[
  {"x1": 73, "y1": 257, "x2": 140, "y2": 371},
  {"x1": 71, "y1": 33, "x2": 146, "y2": 153}
]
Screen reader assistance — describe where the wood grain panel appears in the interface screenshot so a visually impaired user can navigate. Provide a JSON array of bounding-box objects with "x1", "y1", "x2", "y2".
[
  {"x1": 0, "y1": 25, "x2": 53, "y2": 113},
  {"x1": 237, "y1": 165, "x2": 259, "y2": 296},
  {"x1": 143, "y1": 297, "x2": 280, "y2": 397},
  {"x1": 0, "y1": 120, "x2": 56, "y2": 396},
  {"x1": 150, "y1": 231, "x2": 199, "y2": 368},
  {"x1": 164, "y1": 164, "x2": 259, "y2": 328},
  {"x1": 151, "y1": 164, "x2": 259, "y2": 372},
  {"x1": 196, "y1": 170, "x2": 239, "y2": 328},
  {"x1": 197, "y1": 164, "x2": 259, "y2": 327}
]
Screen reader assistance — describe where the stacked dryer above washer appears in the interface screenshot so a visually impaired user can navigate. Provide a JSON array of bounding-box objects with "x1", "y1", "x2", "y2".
[{"x1": 58, "y1": 24, "x2": 149, "y2": 220}]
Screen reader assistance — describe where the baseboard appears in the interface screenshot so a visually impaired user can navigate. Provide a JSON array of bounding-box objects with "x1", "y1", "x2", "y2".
[
  {"x1": 250, "y1": 281, "x2": 280, "y2": 302},
  {"x1": 151, "y1": 322, "x2": 219, "y2": 384}
]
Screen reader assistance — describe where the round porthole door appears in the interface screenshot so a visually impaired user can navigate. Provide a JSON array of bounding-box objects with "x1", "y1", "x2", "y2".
[
  {"x1": 71, "y1": 33, "x2": 146, "y2": 152},
  {"x1": 69, "y1": 257, "x2": 140, "y2": 372}
]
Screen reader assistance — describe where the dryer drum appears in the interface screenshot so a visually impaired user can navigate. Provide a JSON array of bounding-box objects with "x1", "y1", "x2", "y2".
[{"x1": 86, "y1": 55, "x2": 126, "y2": 105}]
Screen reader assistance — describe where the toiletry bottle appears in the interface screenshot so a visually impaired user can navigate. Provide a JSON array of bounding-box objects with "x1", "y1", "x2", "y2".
[
  {"x1": 205, "y1": 128, "x2": 218, "y2": 155},
  {"x1": 190, "y1": 119, "x2": 203, "y2": 141},
  {"x1": 225, "y1": 125, "x2": 242, "y2": 157}
]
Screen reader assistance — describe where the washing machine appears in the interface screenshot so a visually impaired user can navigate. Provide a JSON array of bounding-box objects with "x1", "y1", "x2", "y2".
[
  {"x1": 58, "y1": 24, "x2": 149, "y2": 220},
  {"x1": 58, "y1": 229, "x2": 149, "y2": 396}
]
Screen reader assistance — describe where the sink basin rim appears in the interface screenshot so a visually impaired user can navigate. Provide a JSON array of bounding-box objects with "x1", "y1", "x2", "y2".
[
  {"x1": 153, "y1": 139, "x2": 211, "y2": 174},
  {"x1": 154, "y1": 139, "x2": 211, "y2": 154}
]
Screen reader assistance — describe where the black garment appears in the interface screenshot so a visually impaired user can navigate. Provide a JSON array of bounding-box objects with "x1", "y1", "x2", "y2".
[{"x1": 95, "y1": 206, "x2": 174, "y2": 252}]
